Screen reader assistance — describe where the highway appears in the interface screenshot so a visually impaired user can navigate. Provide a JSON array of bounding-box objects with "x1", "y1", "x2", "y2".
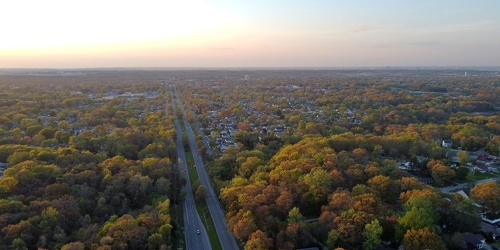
[
  {"x1": 180, "y1": 97, "x2": 214, "y2": 157},
  {"x1": 170, "y1": 90, "x2": 212, "y2": 250},
  {"x1": 174, "y1": 89, "x2": 240, "y2": 250}
]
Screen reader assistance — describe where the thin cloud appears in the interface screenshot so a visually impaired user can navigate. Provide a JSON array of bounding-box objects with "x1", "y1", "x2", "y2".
[
  {"x1": 417, "y1": 21, "x2": 498, "y2": 35},
  {"x1": 374, "y1": 40, "x2": 441, "y2": 48},
  {"x1": 207, "y1": 47, "x2": 234, "y2": 51},
  {"x1": 350, "y1": 25, "x2": 371, "y2": 33},
  {"x1": 407, "y1": 41, "x2": 441, "y2": 46}
]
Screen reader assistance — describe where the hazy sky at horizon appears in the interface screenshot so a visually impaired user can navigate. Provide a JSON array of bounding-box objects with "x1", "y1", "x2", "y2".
[{"x1": 1, "y1": 0, "x2": 499, "y2": 68}]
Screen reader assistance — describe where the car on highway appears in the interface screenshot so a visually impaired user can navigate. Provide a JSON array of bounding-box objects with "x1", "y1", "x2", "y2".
[{"x1": 196, "y1": 229, "x2": 200, "y2": 235}]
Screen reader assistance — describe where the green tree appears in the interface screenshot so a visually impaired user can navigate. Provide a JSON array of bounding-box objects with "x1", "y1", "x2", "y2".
[
  {"x1": 6, "y1": 151, "x2": 30, "y2": 166},
  {"x1": 57, "y1": 121, "x2": 71, "y2": 131},
  {"x1": 234, "y1": 131, "x2": 259, "y2": 150},
  {"x1": 54, "y1": 130, "x2": 71, "y2": 144},
  {"x1": 302, "y1": 167, "x2": 332, "y2": 203},
  {"x1": 297, "y1": 120, "x2": 306, "y2": 130},
  {"x1": 10, "y1": 238, "x2": 28, "y2": 250},
  {"x1": 326, "y1": 229, "x2": 341, "y2": 249},
  {"x1": 26, "y1": 125, "x2": 44, "y2": 137},
  {"x1": 457, "y1": 150, "x2": 472, "y2": 165},
  {"x1": 182, "y1": 133, "x2": 189, "y2": 151},
  {"x1": 69, "y1": 130, "x2": 96, "y2": 152},
  {"x1": 447, "y1": 198, "x2": 481, "y2": 232},
  {"x1": 147, "y1": 233, "x2": 165, "y2": 250},
  {"x1": 454, "y1": 166, "x2": 470, "y2": 181},
  {"x1": 442, "y1": 232, "x2": 465, "y2": 250},
  {"x1": 39, "y1": 127, "x2": 56, "y2": 139},
  {"x1": 287, "y1": 207, "x2": 304, "y2": 225},
  {"x1": 39, "y1": 206, "x2": 60, "y2": 240},
  {"x1": 466, "y1": 172, "x2": 476, "y2": 189},
  {"x1": 195, "y1": 185, "x2": 207, "y2": 203},
  {"x1": 363, "y1": 219, "x2": 383, "y2": 250},
  {"x1": 238, "y1": 156, "x2": 263, "y2": 178},
  {"x1": 397, "y1": 195, "x2": 439, "y2": 238}
]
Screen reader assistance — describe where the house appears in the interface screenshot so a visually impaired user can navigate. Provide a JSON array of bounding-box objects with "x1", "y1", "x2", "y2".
[
  {"x1": 399, "y1": 161, "x2": 411, "y2": 170},
  {"x1": 442, "y1": 139, "x2": 452, "y2": 148},
  {"x1": 482, "y1": 215, "x2": 500, "y2": 225},
  {"x1": 416, "y1": 155, "x2": 428, "y2": 164},
  {"x1": 480, "y1": 222, "x2": 500, "y2": 240},
  {"x1": 485, "y1": 162, "x2": 499, "y2": 173},
  {"x1": 274, "y1": 126, "x2": 284, "y2": 132},
  {"x1": 405, "y1": 173, "x2": 434, "y2": 184},
  {"x1": 469, "y1": 151, "x2": 479, "y2": 160},
  {"x1": 417, "y1": 177, "x2": 434, "y2": 184},
  {"x1": 472, "y1": 165, "x2": 489, "y2": 174},
  {"x1": 463, "y1": 232, "x2": 486, "y2": 249},
  {"x1": 476, "y1": 150, "x2": 490, "y2": 160},
  {"x1": 454, "y1": 190, "x2": 470, "y2": 199}
]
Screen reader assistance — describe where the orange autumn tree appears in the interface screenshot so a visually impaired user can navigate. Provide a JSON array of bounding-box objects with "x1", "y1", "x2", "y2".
[{"x1": 470, "y1": 181, "x2": 500, "y2": 215}]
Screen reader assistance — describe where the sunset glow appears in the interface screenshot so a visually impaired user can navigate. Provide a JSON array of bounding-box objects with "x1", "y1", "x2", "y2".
[{"x1": 2, "y1": 0, "x2": 500, "y2": 68}]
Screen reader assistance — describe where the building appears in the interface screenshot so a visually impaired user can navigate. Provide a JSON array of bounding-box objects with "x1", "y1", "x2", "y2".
[
  {"x1": 442, "y1": 139, "x2": 452, "y2": 148},
  {"x1": 463, "y1": 232, "x2": 485, "y2": 249}
]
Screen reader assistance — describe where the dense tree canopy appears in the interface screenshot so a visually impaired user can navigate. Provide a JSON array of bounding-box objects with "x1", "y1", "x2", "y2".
[
  {"x1": 0, "y1": 76, "x2": 180, "y2": 249},
  {"x1": 2, "y1": 69, "x2": 500, "y2": 249}
]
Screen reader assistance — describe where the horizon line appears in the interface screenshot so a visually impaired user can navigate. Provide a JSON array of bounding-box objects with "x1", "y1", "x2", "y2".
[{"x1": 1, "y1": 66, "x2": 500, "y2": 71}]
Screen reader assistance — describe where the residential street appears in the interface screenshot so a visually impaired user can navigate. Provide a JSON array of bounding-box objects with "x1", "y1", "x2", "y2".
[{"x1": 440, "y1": 177, "x2": 499, "y2": 193}]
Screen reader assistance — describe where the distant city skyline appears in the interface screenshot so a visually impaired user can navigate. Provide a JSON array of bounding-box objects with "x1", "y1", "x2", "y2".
[{"x1": 1, "y1": 0, "x2": 499, "y2": 68}]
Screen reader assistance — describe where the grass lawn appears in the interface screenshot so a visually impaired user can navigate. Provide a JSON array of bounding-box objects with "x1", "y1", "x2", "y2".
[{"x1": 473, "y1": 172, "x2": 497, "y2": 180}]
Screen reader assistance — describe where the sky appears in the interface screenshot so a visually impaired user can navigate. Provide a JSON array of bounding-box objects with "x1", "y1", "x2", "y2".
[{"x1": 1, "y1": 0, "x2": 500, "y2": 68}]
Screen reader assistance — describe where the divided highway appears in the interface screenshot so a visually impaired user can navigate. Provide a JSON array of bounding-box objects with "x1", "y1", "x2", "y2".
[
  {"x1": 173, "y1": 89, "x2": 240, "y2": 250},
  {"x1": 169, "y1": 91, "x2": 211, "y2": 250}
]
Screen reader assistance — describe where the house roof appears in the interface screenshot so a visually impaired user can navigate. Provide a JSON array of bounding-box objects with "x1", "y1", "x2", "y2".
[
  {"x1": 480, "y1": 222, "x2": 500, "y2": 237},
  {"x1": 455, "y1": 190, "x2": 470, "y2": 199},
  {"x1": 463, "y1": 232, "x2": 485, "y2": 245}
]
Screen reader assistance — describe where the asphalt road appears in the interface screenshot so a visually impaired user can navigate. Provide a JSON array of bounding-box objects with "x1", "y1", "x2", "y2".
[
  {"x1": 170, "y1": 91, "x2": 212, "y2": 250},
  {"x1": 440, "y1": 177, "x2": 499, "y2": 193},
  {"x1": 181, "y1": 98, "x2": 214, "y2": 157},
  {"x1": 174, "y1": 90, "x2": 240, "y2": 250}
]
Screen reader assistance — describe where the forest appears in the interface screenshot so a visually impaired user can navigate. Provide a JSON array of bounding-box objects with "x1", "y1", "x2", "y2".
[
  {"x1": 0, "y1": 69, "x2": 499, "y2": 249},
  {"x1": 0, "y1": 72, "x2": 181, "y2": 249}
]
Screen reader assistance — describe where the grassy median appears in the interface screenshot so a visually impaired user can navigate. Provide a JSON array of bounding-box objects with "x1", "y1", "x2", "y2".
[{"x1": 182, "y1": 125, "x2": 223, "y2": 250}]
